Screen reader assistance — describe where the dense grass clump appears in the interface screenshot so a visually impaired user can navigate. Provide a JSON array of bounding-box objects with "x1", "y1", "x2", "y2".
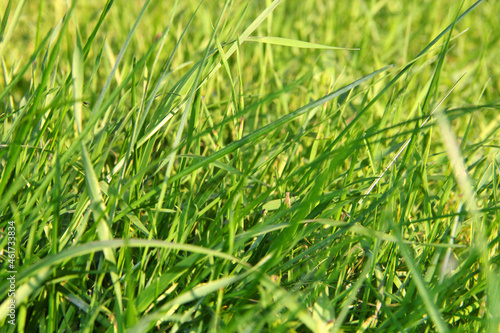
[{"x1": 1, "y1": 0, "x2": 499, "y2": 332}]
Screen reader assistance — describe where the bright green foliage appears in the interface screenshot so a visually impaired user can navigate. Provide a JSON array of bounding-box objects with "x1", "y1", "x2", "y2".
[{"x1": 0, "y1": 0, "x2": 499, "y2": 332}]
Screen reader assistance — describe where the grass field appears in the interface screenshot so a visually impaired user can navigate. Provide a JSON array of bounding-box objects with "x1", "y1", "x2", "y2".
[{"x1": 1, "y1": 0, "x2": 499, "y2": 332}]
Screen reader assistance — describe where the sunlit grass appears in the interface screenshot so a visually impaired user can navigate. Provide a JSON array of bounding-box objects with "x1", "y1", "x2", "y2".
[{"x1": 1, "y1": 0, "x2": 499, "y2": 332}]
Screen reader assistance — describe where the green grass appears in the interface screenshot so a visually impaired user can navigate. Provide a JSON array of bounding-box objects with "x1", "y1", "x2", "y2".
[{"x1": 1, "y1": 0, "x2": 499, "y2": 332}]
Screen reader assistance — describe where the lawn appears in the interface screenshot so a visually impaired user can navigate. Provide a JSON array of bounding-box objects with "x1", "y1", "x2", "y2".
[{"x1": 1, "y1": 0, "x2": 499, "y2": 332}]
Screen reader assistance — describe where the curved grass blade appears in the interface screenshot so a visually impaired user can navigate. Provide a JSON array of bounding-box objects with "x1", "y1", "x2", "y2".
[{"x1": 246, "y1": 36, "x2": 359, "y2": 50}]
